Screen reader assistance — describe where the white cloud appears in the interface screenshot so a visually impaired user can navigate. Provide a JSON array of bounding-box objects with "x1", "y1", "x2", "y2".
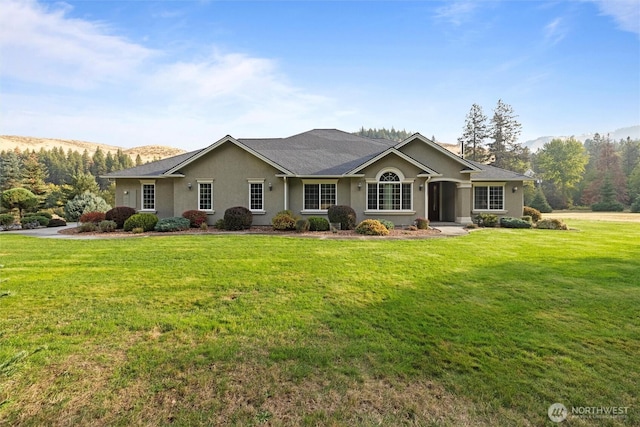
[
  {"x1": 433, "y1": 1, "x2": 478, "y2": 26},
  {"x1": 0, "y1": 0, "x2": 156, "y2": 89},
  {"x1": 0, "y1": 0, "x2": 343, "y2": 148},
  {"x1": 544, "y1": 17, "x2": 568, "y2": 45},
  {"x1": 591, "y1": 0, "x2": 640, "y2": 36}
]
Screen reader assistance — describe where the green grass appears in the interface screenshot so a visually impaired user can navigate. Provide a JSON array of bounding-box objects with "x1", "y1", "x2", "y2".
[{"x1": 1, "y1": 220, "x2": 638, "y2": 426}]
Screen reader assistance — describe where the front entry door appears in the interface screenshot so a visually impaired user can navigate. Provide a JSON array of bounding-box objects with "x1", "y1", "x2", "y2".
[{"x1": 428, "y1": 182, "x2": 440, "y2": 222}]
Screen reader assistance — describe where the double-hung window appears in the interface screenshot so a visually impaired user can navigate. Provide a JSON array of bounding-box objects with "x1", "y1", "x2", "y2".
[
  {"x1": 248, "y1": 180, "x2": 264, "y2": 212},
  {"x1": 303, "y1": 181, "x2": 337, "y2": 211},
  {"x1": 474, "y1": 185, "x2": 504, "y2": 210},
  {"x1": 198, "y1": 181, "x2": 213, "y2": 211},
  {"x1": 366, "y1": 171, "x2": 412, "y2": 211},
  {"x1": 140, "y1": 180, "x2": 156, "y2": 211}
]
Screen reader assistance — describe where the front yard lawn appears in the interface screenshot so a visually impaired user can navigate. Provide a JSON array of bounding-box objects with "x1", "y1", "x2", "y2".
[{"x1": 1, "y1": 220, "x2": 638, "y2": 426}]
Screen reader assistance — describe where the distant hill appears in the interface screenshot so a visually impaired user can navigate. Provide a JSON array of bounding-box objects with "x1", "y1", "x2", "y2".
[
  {"x1": 0, "y1": 135, "x2": 186, "y2": 163},
  {"x1": 524, "y1": 125, "x2": 640, "y2": 151}
]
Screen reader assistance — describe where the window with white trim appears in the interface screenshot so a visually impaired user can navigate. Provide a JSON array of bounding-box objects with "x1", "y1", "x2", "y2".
[
  {"x1": 198, "y1": 181, "x2": 213, "y2": 211},
  {"x1": 303, "y1": 182, "x2": 336, "y2": 211},
  {"x1": 140, "y1": 180, "x2": 155, "y2": 211},
  {"x1": 249, "y1": 182, "x2": 264, "y2": 211},
  {"x1": 367, "y1": 171, "x2": 412, "y2": 211},
  {"x1": 474, "y1": 185, "x2": 504, "y2": 210}
]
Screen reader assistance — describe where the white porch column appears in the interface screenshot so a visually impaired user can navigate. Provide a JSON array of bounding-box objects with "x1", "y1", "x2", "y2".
[{"x1": 283, "y1": 176, "x2": 288, "y2": 210}]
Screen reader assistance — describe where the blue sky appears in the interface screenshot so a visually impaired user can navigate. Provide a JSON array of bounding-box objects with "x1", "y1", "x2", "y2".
[{"x1": 1, "y1": 0, "x2": 638, "y2": 151}]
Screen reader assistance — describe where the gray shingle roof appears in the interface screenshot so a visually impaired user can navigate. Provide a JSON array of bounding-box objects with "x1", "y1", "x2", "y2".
[
  {"x1": 239, "y1": 129, "x2": 397, "y2": 175},
  {"x1": 103, "y1": 130, "x2": 530, "y2": 181},
  {"x1": 467, "y1": 160, "x2": 533, "y2": 181}
]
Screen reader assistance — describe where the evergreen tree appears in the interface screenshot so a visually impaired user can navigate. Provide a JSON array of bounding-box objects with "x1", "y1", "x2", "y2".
[
  {"x1": 0, "y1": 150, "x2": 23, "y2": 191},
  {"x1": 458, "y1": 103, "x2": 489, "y2": 162},
  {"x1": 487, "y1": 99, "x2": 527, "y2": 172},
  {"x1": 135, "y1": 154, "x2": 143, "y2": 166},
  {"x1": 529, "y1": 186, "x2": 552, "y2": 213},
  {"x1": 620, "y1": 136, "x2": 640, "y2": 177},
  {"x1": 21, "y1": 152, "x2": 49, "y2": 198},
  {"x1": 69, "y1": 172, "x2": 100, "y2": 199}
]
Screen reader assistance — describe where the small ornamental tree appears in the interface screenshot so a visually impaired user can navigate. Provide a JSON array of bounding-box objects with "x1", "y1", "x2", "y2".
[{"x1": 1, "y1": 188, "x2": 39, "y2": 217}]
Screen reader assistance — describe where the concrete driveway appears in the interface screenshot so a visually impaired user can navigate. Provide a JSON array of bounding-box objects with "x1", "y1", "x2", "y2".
[{"x1": 1, "y1": 223, "x2": 88, "y2": 239}]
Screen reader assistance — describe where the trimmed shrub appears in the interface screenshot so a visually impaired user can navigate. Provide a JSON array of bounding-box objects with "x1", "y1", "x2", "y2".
[
  {"x1": 214, "y1": 218, "x2": 226, "y2": 230},
  {"x1": 377, "y1": 219, "x2": 395, "y2": 230},
  {"x1": 132, "y1": 227, "x2": 144, "y2": 234},
  {"x1": 200, "y1": 222, "x2": 209, "y2": 230},
  {"x1": 308, "y1": 216, "x2": 330, "y2": 231},
  {"x1": 356, "y1": 219, "x2": 389, "y2": 236},
  {"x1": 64, "y1": 192, "x2": 111, "y2": 221},
  {"x1": 34, "y1": 211, "x2": 53, "y2": 219},
  {"x1": 631, "y1": 199, "x2": 640, "y2": 213},
  {"x1": 182, "y1": 210, "x2": 208, "y2": 228},
  {"x1": 295, "y1": 219, "x2": 310, "y2": 233},
  {"x1": 105, "y1": 206, "x2": 137, "y2": 229},
  {"x1": 521, "y1": 215, "x2": 533, "y2": 224},
  {"x1": 272, "y1": 211, "x2": 296, "y2": 231},
  {"x1": 124, "y1": 213, "x2": 158, "y2": 232},
  {"x1": 523, "y1": 206, "x2": 542, "y2": 223},
  {"x1": 99, "y1": 220, "x2": 117, "y2": 232},
  {"x1": 0, "y1": 214, "x2": 16, "y2": 228},
  {"x1": 536, "y1": 218, "x2": 568, "y2": 230},
  {"x1": 475, "y1": 213, "x2": 498, "y2": 227},
  {"x1": 500, "y1": 217, "x2": 532, "y2": 229},
  {"x1": 78, "y1": 222, "x2": 97, "y2": 233},
  {"x1": 591, "y1": 201, "x2": 624, "y2": 212},
  {"x1": 155, "y1": 217, "x2": 191, "y2": 232},
  {"x1": 223, "y1": 206, "x2": 253, "y2": 230},
  {"x1": 21, "y1": 221, "x2": 40, "y2": 229},
  {"x1": 327, "y1": 205, "x2": 356, "y2": 230},
  {"x1": 415, "y1": 217, "x2": 429, "y2": 230},
  {"x1": 79, "y1": 211, "x2": 106, "y2": 224},
  {"x1": 47, "y1": 218, "x2": 67, "y2": 227},
  {"x1": 21, "y1": 215, "x2": 50, "y2": 227}
]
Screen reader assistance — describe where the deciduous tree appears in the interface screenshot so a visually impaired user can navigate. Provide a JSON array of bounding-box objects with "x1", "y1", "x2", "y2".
[{"x1": 536, "y1": 138, "x2": 588, "y2": 207}]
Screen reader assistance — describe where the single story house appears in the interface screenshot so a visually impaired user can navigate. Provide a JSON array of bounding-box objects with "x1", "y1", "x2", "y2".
[{"x1": 103, "y1": 129, "x2": 531, "y2": 226}]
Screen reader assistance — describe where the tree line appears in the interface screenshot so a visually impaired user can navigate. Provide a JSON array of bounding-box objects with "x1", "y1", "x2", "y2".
[
  {"x1": 456, "y1": 100, "x2": 639, "y2": 212},
  {"x1": 0, "y1": 146, "x2": 147, "y2": 214}
]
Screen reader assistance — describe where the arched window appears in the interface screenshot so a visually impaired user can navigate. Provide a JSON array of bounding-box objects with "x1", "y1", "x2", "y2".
[{"x1": 367, "y1": 170, "x2": 412, "y2": 211}]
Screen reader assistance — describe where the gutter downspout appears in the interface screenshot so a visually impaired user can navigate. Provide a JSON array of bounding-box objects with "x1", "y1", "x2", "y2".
[{"x1": 283, "y1": 176, "x2": 288, "y2": 210}]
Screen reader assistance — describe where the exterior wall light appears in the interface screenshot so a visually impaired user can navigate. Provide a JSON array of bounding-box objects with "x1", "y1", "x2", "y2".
[
  {"x1": 269, "y1": 182, "x2": 273, "y2": 191},
  {"x1": 512, "y1": 186, "x2": 518, "y2": 193},
  {"x1": 419, "y1": 184, "x2": 424, "y2": 191},
  {"x1": 357, "y1": 182, "x2": 362, "y2": 190},
  {"x1": 187, "y1": 182, "x2": 192, "y2": 190}
]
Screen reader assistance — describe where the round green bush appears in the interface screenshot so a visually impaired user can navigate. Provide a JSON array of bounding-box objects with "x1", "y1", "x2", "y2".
[
  {"x1": 105, "y1": 206, "x2": 137, "y2": 229},
  {"x1": 356, "y1": 219, "x2": 389, "y2": 236},
  {"x1": 272, "y1": 212, "x2": 296, "y2": 230},
  {"x1": 308, "y1": 216, "x2": 330, "y2": 231},
  {"x1": 78, "y1": 222, "x2": 98, "y2": 233},
  {"x1": 327, "y1": 205, "x2": 356, "y2": 230},
  {"x1": 295, "y1": 219, "x2": 310, "y2": 233},
  {"x1": 223, "y1": 206, "x2": 253, "y2": 230},
  {"x1": 124, "y1": 213, "x2": 158, "y2": 232},
  {"x1": 34, "y1": 211, "x2": 53, "y2": 219},
  {"x1": 0, "y1": 213, "x2": 15, "y2": 228},
  {"x1": 21, "y1": 215, "x2": 50, "y2": 227},
  {"x1": 99, "y1": 220, "x2": 117, "y2": 232},
  {"x1": 155, "y1": 217, "x2": 191, "y2": 232}
]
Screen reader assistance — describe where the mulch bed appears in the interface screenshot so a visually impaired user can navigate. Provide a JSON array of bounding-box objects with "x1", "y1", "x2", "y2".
[{"x1": 59, "y1": 225, "x2": 443, "y2": 239}]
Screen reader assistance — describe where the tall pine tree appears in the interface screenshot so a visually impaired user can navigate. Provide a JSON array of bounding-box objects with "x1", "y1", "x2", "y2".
[
  {"x1": 458, "y1": 103, "x2": 489, "y2": 162},
  {"x1": 487, "y1": 99, "x2": 527, "y2": 172}
]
